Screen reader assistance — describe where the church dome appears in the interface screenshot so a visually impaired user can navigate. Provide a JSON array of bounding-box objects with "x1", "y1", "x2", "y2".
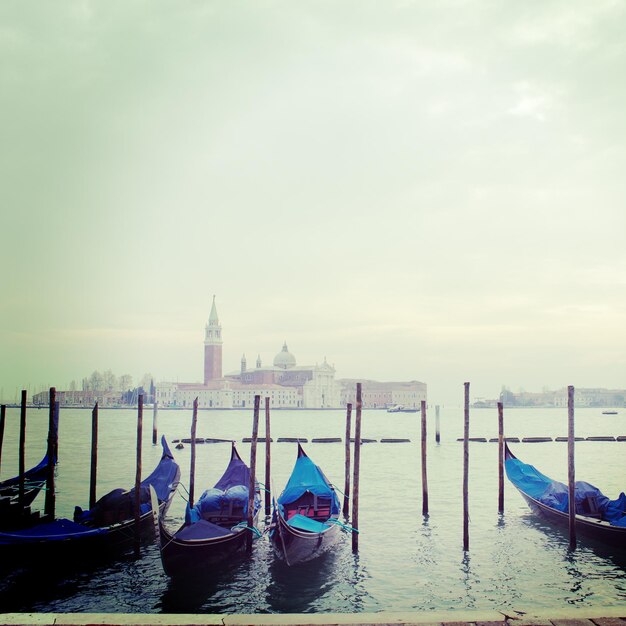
[{"x1": 273, "y1": 342, "x2": 296, "y2": 369}]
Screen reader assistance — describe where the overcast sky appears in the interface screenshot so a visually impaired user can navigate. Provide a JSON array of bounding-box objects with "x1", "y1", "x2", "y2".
[{"x1": 1, "y1": 1, "x2": 625, "y2": 405}]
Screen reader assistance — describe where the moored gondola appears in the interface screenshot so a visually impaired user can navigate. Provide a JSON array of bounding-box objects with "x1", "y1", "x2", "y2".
[
  {"x1": 270, "y1": 444, "x2": 341, "y2": 565},
  {"x1": 0, "y1": 436, "x2": 180, "y2": 561},
  {"x1": 154, "y1": 442, "x2": 260, "y2": 578},
  {"x1": 504, "y1": 443, "x2": 626, "y2": 548},
  {"x1": 0, "y1": 452, "x2": 55, "y2": 505}
]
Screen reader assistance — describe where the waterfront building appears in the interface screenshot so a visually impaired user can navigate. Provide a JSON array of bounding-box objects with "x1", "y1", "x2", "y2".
[
  {"x1": 155, "y1": 298, "x2": 342, "y2": 409},
  {"x1": 339, "y1": 378, "x2": 427, "y2": 409}
]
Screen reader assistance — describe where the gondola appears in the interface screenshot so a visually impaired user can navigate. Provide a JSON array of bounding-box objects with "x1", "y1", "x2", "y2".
[
  {"x1": 504, "y1": 443, "x2": 626, "y2": 548},
  {"x1": 0, "y1": 452, "x2": 55, "y2": 510},
  {"x1": 153, "y1": 443, "x2": 260, "y2": 578},
  {"x1": 270, "y1": 443, "x2": 341, "y2": 565},
  {"x1": 0, "y1": 411, "x2": 59, "y2": 528},
  {"x1": 0, "y1": 436, "x2": 180, "y2": 561}
]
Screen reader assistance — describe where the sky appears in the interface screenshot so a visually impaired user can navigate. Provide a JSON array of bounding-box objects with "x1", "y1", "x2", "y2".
[{"x1": 1, "y1": 1, "x2": 625, "y2": 406}]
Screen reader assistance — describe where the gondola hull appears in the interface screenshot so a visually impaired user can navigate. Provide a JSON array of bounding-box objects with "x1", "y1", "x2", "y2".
[
  {"x1": 0, "y1": 500, "x2": 170, "y2": 564},
  {"x1": 505, "y1": 444, "x2": 626, "y2": 549},
  {"x1": 271, "y1": 511, "x2": 340, "y2": 565},
  {"x1": 514, "y1": 486, "x2": 626, "y2": 546},
  {"x1": 0, "y1": 436, "x2": 180, "y2": 566},
  {"x1": 0, "y1": 454, "x2": 55, "y2": 530},
  {"x1": 154, "y1": 443, "x2": 260, "y2": 578},
  {"x1": 158, "y1": 519, "x2": 250, "y2": 578}
]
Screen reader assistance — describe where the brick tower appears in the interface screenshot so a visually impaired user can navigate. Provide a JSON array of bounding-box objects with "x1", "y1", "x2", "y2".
[{"x1": 204, "y1": 295, "x2": 223, "y2": 383}]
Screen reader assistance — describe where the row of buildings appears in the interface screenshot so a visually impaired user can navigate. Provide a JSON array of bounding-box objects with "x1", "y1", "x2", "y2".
[
  {"x1": 155, "y1": 297, "x2": 426, "y2": 409},
  {"x1": 494, "y1": 388, "x2": 626, "y2": 408},
  {"x1": 31, "y1": 297, "x2": 426, "y2": 409}
]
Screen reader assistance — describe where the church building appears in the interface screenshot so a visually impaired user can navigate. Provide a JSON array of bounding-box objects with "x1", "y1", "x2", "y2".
[{"x1": 155, "y1": 297, "x2": 342, "y2": 409}]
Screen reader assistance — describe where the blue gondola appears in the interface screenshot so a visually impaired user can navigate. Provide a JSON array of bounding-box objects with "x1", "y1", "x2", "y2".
[
  {"x1": 0, "y1": 436, "x2": 180, "y2": 561},
  {"x1": 505, "y1": 443, "x2": 626, "y2": 548},
  {"x1": 270, "y1": 444, "x2": 341, "y2": 565},
  {"x1": 154, "y1": 443, "x2": 260, "y2": 578}
]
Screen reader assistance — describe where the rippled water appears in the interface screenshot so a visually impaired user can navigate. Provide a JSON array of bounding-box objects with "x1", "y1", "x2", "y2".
[{"x1": 0, "y1": 405, "x2": 625, "y2": 614}]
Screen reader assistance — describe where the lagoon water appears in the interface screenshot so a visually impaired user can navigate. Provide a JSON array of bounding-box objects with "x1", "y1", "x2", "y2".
[{"x1": 0, "y1": 404, "x2": 625, "y2": 614}]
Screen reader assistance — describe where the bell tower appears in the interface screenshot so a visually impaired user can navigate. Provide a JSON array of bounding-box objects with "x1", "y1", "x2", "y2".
[{"x1": 204, "y1": 295, "x2": 223, "y2": 383}]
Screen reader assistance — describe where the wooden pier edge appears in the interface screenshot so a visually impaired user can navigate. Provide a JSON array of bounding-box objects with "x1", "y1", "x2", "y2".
[{"x1": 1, "y1": 608, "x2": 625, "y2": 626}]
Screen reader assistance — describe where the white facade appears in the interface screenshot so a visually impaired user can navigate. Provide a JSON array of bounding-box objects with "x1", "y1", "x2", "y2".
[{"x1": 302, "y1": 362, "x2": 342, "y2": 408}]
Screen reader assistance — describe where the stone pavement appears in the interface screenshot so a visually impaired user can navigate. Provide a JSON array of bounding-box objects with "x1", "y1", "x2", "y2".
[{"x1": 0, "y1": 608, "x2": 624, "y2": 626}]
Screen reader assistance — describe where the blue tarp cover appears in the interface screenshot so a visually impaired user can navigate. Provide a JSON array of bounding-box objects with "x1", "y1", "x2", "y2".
[
  {"x1": 75, "y1": 436, "x2": 179, "y2": 525},
  {"x1": 277, "y1": 450, "x2": 340, "y2": 514},
  {"x1": 185, "y1": 448, "x2": 259, "y2": 524},
  {"x1": 0, "y1": 519, "x2": 107, "y2": 543},
  {"x1": 286, "y1": 514, "x2": 331, "y2": 533},
  {"x1": 175, "y1": 519, "x2": 234, "y2": 540},
  {"x1": 506, "y1": 456, "x2": 626, "y2": 526}
]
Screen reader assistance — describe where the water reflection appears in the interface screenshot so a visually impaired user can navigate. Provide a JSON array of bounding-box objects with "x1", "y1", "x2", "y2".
[
  {"x1": 266, "y1": 549, "x2": 340, "y2": 612},
  {"x1": 158, "y1": 557, "x2": 243, "y2": 613}
]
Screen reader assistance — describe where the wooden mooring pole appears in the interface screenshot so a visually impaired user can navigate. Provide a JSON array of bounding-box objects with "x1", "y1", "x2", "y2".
[
  {"x1": 247, "y1": 395, "x2": 260, "y2": 552},
  {"x1": 567, "y1": 385, "x2": 576, "y2": 551},
  {"x1": 435, "y1": 405, "x2": 440, "y2": 444},
  {"x1": 498, "y1": 401, "x2": 504, "y2": 514},
  {"x1": 53, "y1": 401, "x2": 59, "y2": 461},
  {"x1": 152, "y1": 401, "x2": 158, "y2": 446},
  {"x1": 0, "y1": 405, "x2": 6, "y2": 473},
  {"x1": 264, "y1": 397, "x2": 271, "y2": 517},
  {"x1": 134, "y1": 394, "x2": 143, "y2": 557},
  {"x1": 463, "y1": 382, "x2": 470, "y2": 551},
  {"x1": 189, "y1": 397, "x2": 198, "y2": 508},
  {"x1": 352, "y1": 384, "x2": 362, "y2": 552},
  {"x1": 89, "y1": 402, "x2": 99, "y2": 509},
  {"x1": 44, "y1": 388, "x2": 57, "y2": 519},
  {"x1": 343, "y1": 402, "x2": 352, "y2": 519},
  {"x1": 18, "y1": 390, "x2": 27, "y2": 507},
  {"x1": 421, "y1": 400, "x2": 428, "y2": 516}
]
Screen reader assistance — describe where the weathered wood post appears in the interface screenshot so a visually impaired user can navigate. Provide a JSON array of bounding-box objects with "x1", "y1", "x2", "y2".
[
  {"x1": 568, "y1": 385, "x2": 576, "y2": 551},
  {"x1": 352, "y1": 384, "x2": 362, "y2": 552},
  {"x1": 247, "y1": 395, "x2": 260, "y2": 552},
  {"x1": 343, "y1": 402, "x2": 352, "y2": 519},
  {"x1": 189, "y1": 397, "x2": 199, "y2": 508},
  {"x1": 463, "y1": 382, "x2": 470, "y2": 551},
  {"x1": 134, "y1": 394, "x2": 143, "y2": 556},
  {"x1": 435, "y1": 405, "x2": 441, "y2": 444},
  {"x1": 152, "y1": 401, "x2": 158, "y2": 446},
  {"x1": 498, "y1": 401, "x2": 504, "y2": 514},
  {"x1": 44, "y1": 388, "x2": 57, "y2": 519},
  {"x1": 53, "y1": 401, "x2": 59, "y2": 461},
  {"x1": 0, "y1": 405, "x2": 6, "y2": 473},
  {"x1": 421, "y1": 400, "x2": 428, "y2": 516},
  {"x1": 18, "y1": 390, "x2": 27, "y2": 507},
  {"x1": 89, "y1": 402, "x2": 99, "y2": 509},
  {"x1": 264, "y1": 397, "x2": 271, "y2": 517}
]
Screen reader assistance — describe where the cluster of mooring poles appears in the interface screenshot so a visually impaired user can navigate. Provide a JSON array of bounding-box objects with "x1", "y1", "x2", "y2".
[
  {"x1": 85, "y1": 392, "x2": 148, "y2": 556},
  {"x1": 464, "y1": 382, "x2": 579, "y2": 552},
  {"x1": 2, "y1": 380, "x2": 584, "y2": 556},
  {"x1": 0, "y1": 388, "x2": 59, "y2": 526},
  {"x1": 182, "y1": 383, "x2": 366, "y2": 553}
]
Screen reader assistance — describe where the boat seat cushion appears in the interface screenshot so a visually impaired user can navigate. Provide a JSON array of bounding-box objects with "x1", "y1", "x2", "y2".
[{"x1": 286, "y1": 514, "x2": 331, "y2": 533}]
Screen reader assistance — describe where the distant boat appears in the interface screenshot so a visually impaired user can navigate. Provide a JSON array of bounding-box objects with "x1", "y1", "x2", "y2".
[
  {"x1": 387, "y1": 405, "x2": 419, "y2": 413},
  {"x1": 602, "y1": 411, "x2": 618, "y2": 415}
]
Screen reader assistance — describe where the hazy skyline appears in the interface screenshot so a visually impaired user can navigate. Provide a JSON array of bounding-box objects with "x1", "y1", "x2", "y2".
[{"x1": 1, "y1": 2, "x2": 625, "y2": 405}]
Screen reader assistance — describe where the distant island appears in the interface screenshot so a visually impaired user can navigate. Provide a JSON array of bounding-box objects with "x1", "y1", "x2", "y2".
[{"x1": 474, "y1": 387, "x2": 625, "y2": 409}]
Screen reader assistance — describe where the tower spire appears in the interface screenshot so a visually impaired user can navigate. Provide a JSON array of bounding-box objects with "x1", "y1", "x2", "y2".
[
  {"x1": 209, "y1": 294, "x2": 219, "y2": 324},
  {"x1": 204, "y1": 295, "x2": 223, "y2": 383}
]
